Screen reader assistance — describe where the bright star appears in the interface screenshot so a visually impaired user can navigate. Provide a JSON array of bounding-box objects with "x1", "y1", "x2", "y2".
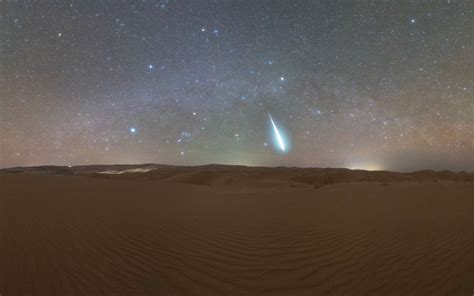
[
  {"x1": 280, "y1": 76, "x2": 285, "y2": 81},
  {"x1": 129, "y1": 127, "x2": 137, "y2": 133}
]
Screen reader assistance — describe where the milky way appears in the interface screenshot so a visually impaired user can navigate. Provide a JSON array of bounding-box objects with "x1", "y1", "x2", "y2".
[{"x1": 1, "y1": 1, "x2": 473, "y2": 171}]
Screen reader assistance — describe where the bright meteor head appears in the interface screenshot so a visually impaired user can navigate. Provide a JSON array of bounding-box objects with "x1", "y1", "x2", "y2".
[{"x1": 268, "y1": 113, "x2": 288, "y2": 153}]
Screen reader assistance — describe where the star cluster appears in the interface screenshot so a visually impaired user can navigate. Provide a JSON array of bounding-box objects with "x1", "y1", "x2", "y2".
[{"x1": 1, "y1": 1, "x2": 473, "y2": 171}]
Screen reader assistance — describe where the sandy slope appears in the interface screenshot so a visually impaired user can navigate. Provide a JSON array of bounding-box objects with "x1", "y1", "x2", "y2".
[{"x1": 1, "y1": 166, "x2": 473, "y2": 295}]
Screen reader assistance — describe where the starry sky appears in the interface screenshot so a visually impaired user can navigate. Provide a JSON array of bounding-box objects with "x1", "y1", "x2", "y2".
[{"x1": 1, "y1": 1, "x2": 473, "y2": 171}]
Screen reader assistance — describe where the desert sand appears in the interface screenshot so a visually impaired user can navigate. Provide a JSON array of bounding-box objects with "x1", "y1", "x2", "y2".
[{"x1": 1, "y1": 165, "x2": 473, "y2": 295}]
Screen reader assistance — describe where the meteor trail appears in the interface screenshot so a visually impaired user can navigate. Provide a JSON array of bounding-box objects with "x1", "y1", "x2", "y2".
[{"x1": 268, "y1": 113, "x2": 286, "y2": 152}]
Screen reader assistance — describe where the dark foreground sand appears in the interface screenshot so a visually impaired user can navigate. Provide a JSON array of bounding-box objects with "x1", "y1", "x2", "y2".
[{"x1": 1, "y1": 165, "x2": 474, "y2": 295}]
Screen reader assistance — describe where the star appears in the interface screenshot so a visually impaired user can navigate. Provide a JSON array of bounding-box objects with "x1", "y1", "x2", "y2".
[{"x1": 3, "y1": 1, "x2": 472, "y2": 172}]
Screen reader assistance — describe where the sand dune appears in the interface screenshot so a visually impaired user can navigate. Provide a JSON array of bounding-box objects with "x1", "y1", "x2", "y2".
[
  {"x1": 5, "y1": 164, "x2": 474, "y2": 186},
  {"x1": 1, "y1": 165, "x2": 473, "y2": 295}
]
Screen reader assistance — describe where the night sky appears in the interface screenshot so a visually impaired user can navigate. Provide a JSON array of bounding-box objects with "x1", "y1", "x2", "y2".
[{"x1": 1, "y1": 1, "x2": 473, "y2": 171}]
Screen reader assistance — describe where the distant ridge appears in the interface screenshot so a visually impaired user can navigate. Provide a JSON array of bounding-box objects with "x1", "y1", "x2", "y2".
[{"x1": 2, "y1": 164, "x2": 473, "y2": 188}]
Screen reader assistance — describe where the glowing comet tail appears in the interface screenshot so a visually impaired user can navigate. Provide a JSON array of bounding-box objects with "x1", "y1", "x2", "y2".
[{"x1": 268, "y1": 113, "x2": 286, "y2": 152}]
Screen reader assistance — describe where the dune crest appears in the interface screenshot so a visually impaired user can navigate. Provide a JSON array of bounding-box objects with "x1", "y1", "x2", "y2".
[{"x1": 3, "y1": 164, "x2": 473, "y2": 189}]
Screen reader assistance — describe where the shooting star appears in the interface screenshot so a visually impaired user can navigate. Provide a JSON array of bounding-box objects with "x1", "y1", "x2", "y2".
[{"x1": 268, "y1": 113, "x2": 287, "y2": 152}]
